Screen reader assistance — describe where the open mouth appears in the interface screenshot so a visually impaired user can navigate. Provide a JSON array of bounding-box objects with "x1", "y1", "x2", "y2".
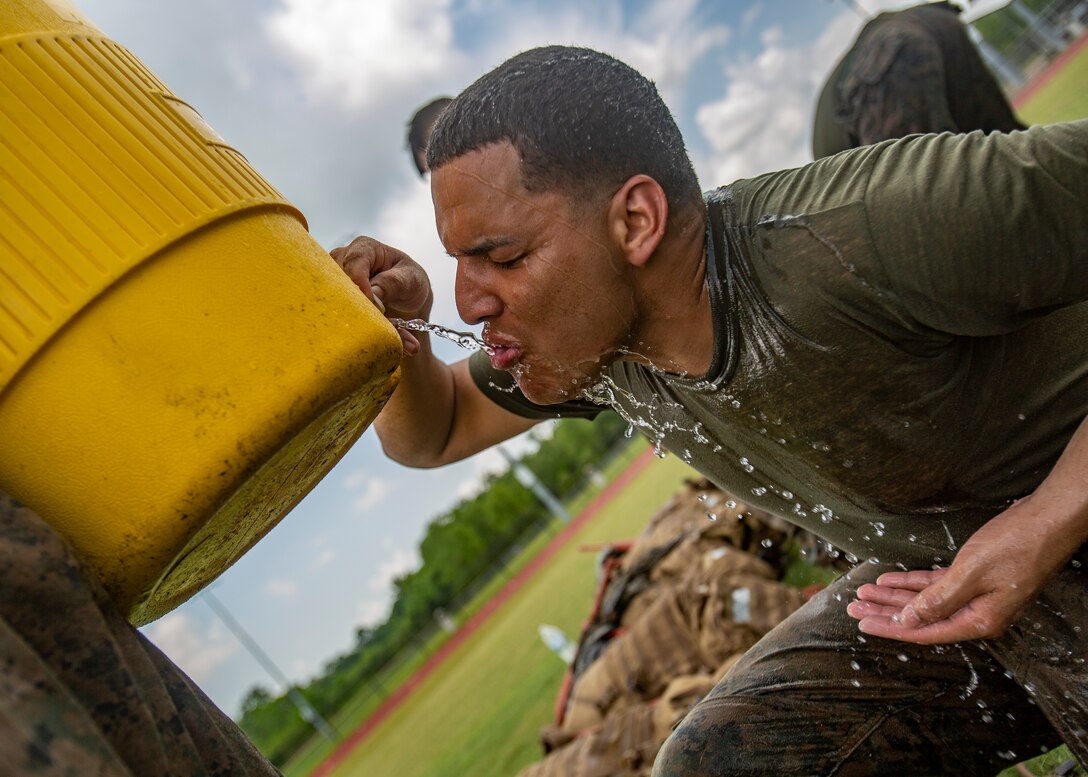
[
  {"x1": 487, "y1": 342, "x2": 522, "y2": 370},
  {"x1": 483, "y1": 328, "x2": 523, "y2": 370}
]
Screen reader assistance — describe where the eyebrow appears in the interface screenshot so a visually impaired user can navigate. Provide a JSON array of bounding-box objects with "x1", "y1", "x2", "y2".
[{"x1": 452, "y1": 236, "x2": 518, "y2": 258}]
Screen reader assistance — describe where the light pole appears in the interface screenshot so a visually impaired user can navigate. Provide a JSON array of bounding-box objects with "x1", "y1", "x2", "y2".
[
  {"x1": 498, "y1": 446, "x2": 571, "y2": 523},
  {"x1": 202, "y1": 588, "x2": 338, "y2": 742}
]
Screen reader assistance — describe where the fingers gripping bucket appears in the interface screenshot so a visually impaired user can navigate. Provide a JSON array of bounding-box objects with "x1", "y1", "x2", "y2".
[{"x1": 0, "y1": 0, "x2": 401, "y2": 624}]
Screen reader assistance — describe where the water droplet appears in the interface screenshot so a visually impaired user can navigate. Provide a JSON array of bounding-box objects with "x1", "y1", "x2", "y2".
[
  {"x1": 842, "y1": 459, "x2": 854, "y2": 468},
  {"x1": 850, "y1": 679, "x2": 861, "y2": 688},
  {"x1": 389, "y1": 318, "x2": 494, "y2": 354},
  {"x1": 897, "y1": 653, "x2": 909, "y2": 662},
  {"x1": 624, "y1": 425, "x2": 634, "y2": 439},
  {"x1": 761, "y1": 539, "x2": 773, "y2": 548},
  {"x1": 725, "y1": 500, "x2": 737, "y2": 509},
  {"x1": 1017, "y1": 413, "x2": 1026, "y2": 421},
  {"x1": 751, "y1": 486, "x2": 768, "y2": 497},
  {"x1": 697, "y1": 494, "x2": 707, "y2": 503},
  {"x1": 850, "y1": 660, "x2": 860, "y2": 671},
  {"x1": 781, "y1": 490, "x2": 794, "y2": 500},
  {"x1": 739, "y1": 457, "x2": 755, "y2": 473},
  {"x1": 706, "y1": 513, "x2": 718, "y2": 522}
]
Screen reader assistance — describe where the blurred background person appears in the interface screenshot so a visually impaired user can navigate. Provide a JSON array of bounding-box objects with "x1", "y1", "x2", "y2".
[
  {"x1": 812, "y1": 1, "x2": 1026, "y2": 158},
  {"x1": 407, "y1": 96, "x2": 452, "y2": 176}
]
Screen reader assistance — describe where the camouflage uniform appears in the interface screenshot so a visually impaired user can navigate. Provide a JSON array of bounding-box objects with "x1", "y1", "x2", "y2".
[
  {"x1": 0, "y1": 491, "x2": 280, "y2": 776},
  {"x1": 652, "y1": 555, "x2": 1088, "y2": 776},
  {"x1": 811, "y1": 1, "x2": 1025, "y2": 159}
]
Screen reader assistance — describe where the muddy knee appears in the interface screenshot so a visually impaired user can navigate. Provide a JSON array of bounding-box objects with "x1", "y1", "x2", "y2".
[{"x1": 652, "y1": 702, "x2": 751, "y2": 777}]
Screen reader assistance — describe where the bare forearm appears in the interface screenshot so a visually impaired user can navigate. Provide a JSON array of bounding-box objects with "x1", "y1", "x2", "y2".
[
  {"x1": 1028, "y1": 414, "x2": 1088, "y2": 556},
  {"x1": 850, "y1": 414, "x2": 1088, "y2": 643},
  {"x1": 374, "y1": 334, "x2": 459, "y2": 467}
]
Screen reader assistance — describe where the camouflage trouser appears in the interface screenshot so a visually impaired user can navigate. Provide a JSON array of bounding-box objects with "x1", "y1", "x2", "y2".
[
  {"x1": 0, "y1": 491, "x2": 280, "y2": 776},
  {"x1": 653, "y1": 552, "x2": 1088, "y2": 776}
]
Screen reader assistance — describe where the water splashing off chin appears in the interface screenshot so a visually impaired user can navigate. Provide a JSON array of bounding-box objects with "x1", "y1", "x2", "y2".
[{"x1": 389, "y1": 318, "x2": 494, "y2": 355}]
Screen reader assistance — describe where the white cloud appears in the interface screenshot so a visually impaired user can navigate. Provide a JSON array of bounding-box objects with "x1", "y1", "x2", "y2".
[
  {"x1": 482, "y1": 0, "x2": 729, "y2": 108},
  {"x1": 289, "y1": 657, "x2": 314, "y2": 679},
  {"x1": 694, "y1": 1, "x2": 907, "y2": 186},
  {"x1": 264, "y1": 0, "x2": 458, "y2": 109},
  {"x1": 369, "y1": 547, "x2": 419, "y2": 593},
  {"x1": 144, "y1": 611, "x2": 238, "y2": 684},
  {"x1": 311, "y1": 548, "x2": 337, "y2": 569},
  {"x1": 354, "y1": 546, "x2": 421, "y2": 627},
  {"x1": 451, "y1": 426, "x2": 545, "y2": 500},
  {"x1": 456, "y1": 447, "x2": 505, "y2": 501},
  {"x1": 369, "y1": 180, "x2": 461, "y2": 328},
  {"x1": 342, "y1": 469, "x2": 369, "y2": 490},
  {"x1": 741, "y1": 2, "x2": 764, "y2": 31},
  {"x1": 353, "y1": 478, "x2": 393, "y2": 512},
  {"x1": 341, "y1": 468, "x2": 396, "y2": 512},
  {"x1": 265, "y1": 578, "x2": 299, "y2": 599},
  {"x1": 695, "y1": 17, "x2": 854, "y2": 184},
  {"x1": 356, "y1": 598, "x2": 389, "y2": 627}
]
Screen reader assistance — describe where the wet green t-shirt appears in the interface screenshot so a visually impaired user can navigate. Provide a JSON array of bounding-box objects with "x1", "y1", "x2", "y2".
[{"x1": 470, "y1": 121, "x2": 1088, "y2": 568}]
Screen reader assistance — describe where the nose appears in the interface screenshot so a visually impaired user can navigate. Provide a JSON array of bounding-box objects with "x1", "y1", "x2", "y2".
[{"x1": 455, "y1": 259, "x2": 503, "y2": 325}]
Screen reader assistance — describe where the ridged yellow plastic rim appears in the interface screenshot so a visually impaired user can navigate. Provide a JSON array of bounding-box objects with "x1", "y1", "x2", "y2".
[{"x1": 0, "y1": 0, "x2": 401, "y2": 623}]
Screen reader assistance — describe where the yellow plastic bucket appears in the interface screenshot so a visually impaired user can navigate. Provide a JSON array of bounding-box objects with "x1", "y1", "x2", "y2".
[{"x1": 0, "y1": 0, "x2": 401, "y2": 624}]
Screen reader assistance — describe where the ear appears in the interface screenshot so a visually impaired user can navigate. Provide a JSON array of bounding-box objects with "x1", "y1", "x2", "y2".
[{"x1": 607, "y1": 175, "x2": 668, "y2": 268}]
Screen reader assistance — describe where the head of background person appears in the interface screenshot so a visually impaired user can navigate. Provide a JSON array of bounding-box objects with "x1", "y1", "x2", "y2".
[
  {"x1": 407, "y1": 96, "x2": 453, "y2": 176},
  {"x1": 424, "y1": 46, "x2": 705, "y2": 405}
]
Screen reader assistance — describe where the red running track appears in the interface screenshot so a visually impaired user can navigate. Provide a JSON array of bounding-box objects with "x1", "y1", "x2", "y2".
[
  {"x1": 310, "y1": 444, "x2": 657, "y2": 777},
  {"x1": 1012, "y1": 31, "x2": 1087, "y2": 109}
]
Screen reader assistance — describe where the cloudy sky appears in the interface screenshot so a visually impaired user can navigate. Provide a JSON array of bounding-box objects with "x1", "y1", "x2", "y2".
[{"x1": 66, "y1": 0, "x2": 924, "y2": 717}]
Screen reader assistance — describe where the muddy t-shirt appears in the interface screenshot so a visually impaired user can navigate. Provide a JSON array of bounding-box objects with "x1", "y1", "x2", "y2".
[{"x1": 470, "y1": 121, "x2": 1088, "y2": 568}]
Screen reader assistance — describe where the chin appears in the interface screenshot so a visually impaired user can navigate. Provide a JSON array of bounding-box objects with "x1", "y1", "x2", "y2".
[{"x1": 515, "y1": 367, "x2": 596, "y2": 406}]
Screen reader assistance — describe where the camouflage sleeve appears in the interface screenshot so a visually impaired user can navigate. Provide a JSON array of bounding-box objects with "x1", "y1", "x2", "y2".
[
  {"x1": 837, "y1": 20, "x2": 958, "y2": 145},
  {"x1": 0, "y1": 491, "x2": 281, "y2": 776}
]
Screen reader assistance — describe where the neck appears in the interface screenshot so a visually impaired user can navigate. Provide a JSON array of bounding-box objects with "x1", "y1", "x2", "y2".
[{"x1": 624, "y1": 209, "x2": 714, "y2": 377}]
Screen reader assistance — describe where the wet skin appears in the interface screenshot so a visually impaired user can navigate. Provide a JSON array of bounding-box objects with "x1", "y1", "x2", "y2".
[{"x1": 430, "y1": 141, "x2": 642, "y2": 405}]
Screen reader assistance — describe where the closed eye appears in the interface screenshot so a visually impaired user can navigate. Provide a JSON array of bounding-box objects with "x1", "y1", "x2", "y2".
[{"x1": 495, "y1": 253, "x2": 527, "y2": 269}]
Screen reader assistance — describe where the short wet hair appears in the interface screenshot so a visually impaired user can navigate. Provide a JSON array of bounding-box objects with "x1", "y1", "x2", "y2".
[
  {"x1": 407, "y1": 96, "x2": 452, "y2": 176},
  {"x1": 427, "y1": 46, "x2": 702, "y2": 214}
]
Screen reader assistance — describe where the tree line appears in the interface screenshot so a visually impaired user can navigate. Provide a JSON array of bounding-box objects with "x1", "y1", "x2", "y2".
[{"x1": 237, "y1": 412, "x2": 629, "y2": 765}]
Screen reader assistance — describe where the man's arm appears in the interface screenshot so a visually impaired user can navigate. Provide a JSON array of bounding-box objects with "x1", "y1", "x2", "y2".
[
  {"x1": 330, "y1": 237, "x2": 537, "y2": 468},
  {"x1": 848, "y1": 413, "x2": 1088, "y2": 643},
  {"x1": 844, "y1": 121, "x2": 1088, "y2": 643}
]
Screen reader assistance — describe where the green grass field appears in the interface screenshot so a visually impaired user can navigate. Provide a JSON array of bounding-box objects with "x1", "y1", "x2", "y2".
[
  {"x1": 1015, "y1": 39, "x2": 1088, "y2": 125},
  {"x1": 318, "y1": 447, "x2": 699, "y2": 777}
]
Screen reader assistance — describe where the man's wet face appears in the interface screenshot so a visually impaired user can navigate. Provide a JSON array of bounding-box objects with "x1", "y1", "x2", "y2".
[{"x1": 431, "y1": 141, "x2": 639, "y2": 405}]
